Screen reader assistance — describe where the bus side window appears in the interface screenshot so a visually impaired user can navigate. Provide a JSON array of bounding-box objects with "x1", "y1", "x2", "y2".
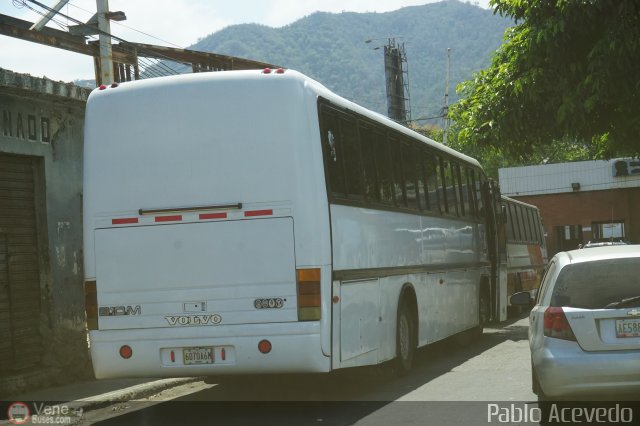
[
  {"x1": 505, "y1": 202, "x2": 515, "y2": 241},
  {"x1": 403, "y1": 144, "x2": 419, "y2": 210},
  {"x1": 390, "y1": 138, "x2": 406, "y2": 207},
  {"x1": 359, "y1": 124, "x2": 379, "y2": 202},
  {"x1": 509, "y1": 204, "x2": 520, "y2": 241},
  {"x1": 415, "y1": 149, "x2": 426, "y2": 211},
  {"x1": 517, "y1": 205, "x2": 528, "y2": 242},
  {"x1": 454, "y1": 163, "x2": 466, "y2": 217},
  {"x1": 438, "y1": 157, "x2": 448, "y2": 214},
  {"x1": 528, "y1": 209, "x2": 538, "y2": 243},
  {"x1": 339, "y1": 116, "x2": 364, "y2": 199},
  {"x1": 320, "y1": 108, "x2": 346, "y2": 196},
  {"x1": 475, "y1": 175, "x2": 485, "y2": 218},
  {"x1": 424, "y1": 154, "x2": 440, "y2": 213},
  {"x1": 535, "y1": 212, "x2": 544, "y2": 245},
  {"x1": 374, "y1": 131, "x2": 394, "y2": 205},
  {"x1": 443, "y1": 159, "x2": 459, "y2": 216},
  {"x1": 464, "y1": 167, "x2": 476, "y2": 218},
  {"x1": 468, "y1": 169, "x2": 478, "y2": 218}
]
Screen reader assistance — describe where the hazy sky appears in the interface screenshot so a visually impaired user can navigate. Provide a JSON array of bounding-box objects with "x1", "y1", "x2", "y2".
[{"x1": 0, "y1": 0, "x2": 489, "y2": 82}]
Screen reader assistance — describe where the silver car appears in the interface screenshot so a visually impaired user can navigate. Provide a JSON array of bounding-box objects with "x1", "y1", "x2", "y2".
[{"x1": 513, "y1": 245, "x2": 640, "y2": 400}]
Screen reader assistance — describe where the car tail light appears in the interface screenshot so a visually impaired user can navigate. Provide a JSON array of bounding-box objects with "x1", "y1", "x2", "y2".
[
  {"x1": 85, "y1": 280, "x2": 98, "y2": 330},
  {"x1": 297, "y1": 268, "x2": 321, "y2": 321},
  {"x1": 543, "y1": 307, "x2": 576, "y2": 341}
]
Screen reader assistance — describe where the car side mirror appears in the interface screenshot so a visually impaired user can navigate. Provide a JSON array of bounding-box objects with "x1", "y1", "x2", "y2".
[{"x1": 510, "y1": 291, "x2": 532, "y2": 306}]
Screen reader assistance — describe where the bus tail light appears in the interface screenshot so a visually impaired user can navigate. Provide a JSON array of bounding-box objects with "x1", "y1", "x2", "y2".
[
  {"x1": 543, "y1": 307, "x2": 576, "y2": 341},
  {"x1": 119, "y1": 345, "x2": 133, "y2": 359},
  {"x1": 85, "y1": 280, "x2": 98, "y2": 330},
  {"x1": 297, "y1": 268, "x2": 321, "y2": 321},
  {"x1": 258, "y1": 339, "x2": 272, "y2": 354}
]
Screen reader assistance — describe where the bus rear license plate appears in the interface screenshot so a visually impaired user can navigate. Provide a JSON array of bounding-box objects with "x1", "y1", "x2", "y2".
[
  {"x1": 615, "y1": 319, "x2": 640, "y2": 338},
  {"x1": 183, "y1": 347, "x2": 214, "y2": 365}
]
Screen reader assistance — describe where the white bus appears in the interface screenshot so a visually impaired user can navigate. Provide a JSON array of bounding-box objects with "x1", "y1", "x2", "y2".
[
  {"x1": 83, "y1": 69, "x2": 500, "y2": 378},
  {"x1": 501, "y1": 196, "x2": 547, "y2": 311}
]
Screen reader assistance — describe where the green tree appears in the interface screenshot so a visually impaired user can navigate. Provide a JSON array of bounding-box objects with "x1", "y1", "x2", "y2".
[{"x1": 450, "y1": 0, "x2": 640, "y2": 159}]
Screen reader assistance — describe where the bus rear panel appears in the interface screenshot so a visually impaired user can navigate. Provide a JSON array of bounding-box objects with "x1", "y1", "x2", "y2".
[{"x1": 83, "y1": 71, "x2": 331, "y2": 378}]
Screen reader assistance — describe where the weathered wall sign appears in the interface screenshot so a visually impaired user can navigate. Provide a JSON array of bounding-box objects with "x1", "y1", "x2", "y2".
[{"x1": 2, "y1": 109, "x2": 51, "y2": 143}]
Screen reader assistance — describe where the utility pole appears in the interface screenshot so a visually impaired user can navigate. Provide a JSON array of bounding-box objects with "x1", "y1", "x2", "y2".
[
  {"x1": 443, "y1": 47, "x2": 451, "y2": 145},
  {"x1": 96, "y1": 0, "x2": 114, "y2": 85}
]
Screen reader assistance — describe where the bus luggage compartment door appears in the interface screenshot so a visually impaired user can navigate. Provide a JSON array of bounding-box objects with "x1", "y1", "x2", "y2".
[{"x1": 93, "y1": 217, "x2": 297, "y2": 329}]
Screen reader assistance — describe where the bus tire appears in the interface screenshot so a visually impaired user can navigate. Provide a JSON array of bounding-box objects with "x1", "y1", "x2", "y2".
[
  {"x1": 479, "y1": 291, "x2": 490, "y2": 326},
  {"x1": 395, "y1": 298, "x2": 416, "y2": 376},
  {"x1": 472, "y1": 288, "x2": 490, "y2": 339}
]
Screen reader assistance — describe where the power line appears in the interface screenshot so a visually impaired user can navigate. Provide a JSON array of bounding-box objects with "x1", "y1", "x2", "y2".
[
  {"x1": 23, "y1": 0, "x2": 183, "y2": 77},
  {"x1": 65, "y1": 0, "x2": 184, "y2": 48},
  {"x1": 12, "y1": 0, "x2": 69, "y2": 31}
]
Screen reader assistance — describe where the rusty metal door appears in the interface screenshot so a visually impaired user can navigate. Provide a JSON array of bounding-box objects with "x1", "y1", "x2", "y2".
[{"x1": 0, "y1": 154, "x2": 43, "y2": 373}]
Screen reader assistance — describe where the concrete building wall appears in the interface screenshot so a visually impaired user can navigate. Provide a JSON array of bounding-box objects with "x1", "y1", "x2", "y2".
[{"x1": 0, "y1": 68, "x2": 91, "y2": 395}]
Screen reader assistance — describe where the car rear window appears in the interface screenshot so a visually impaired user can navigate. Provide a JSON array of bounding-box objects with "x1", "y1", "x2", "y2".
[{"x1": 550, "y1": 258, "x2": 640, "y2": 309}]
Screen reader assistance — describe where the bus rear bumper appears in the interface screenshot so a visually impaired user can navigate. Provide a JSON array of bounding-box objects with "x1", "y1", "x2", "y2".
[{"x1": 89, "y1": 322, "x2": 330, "y2": 378}]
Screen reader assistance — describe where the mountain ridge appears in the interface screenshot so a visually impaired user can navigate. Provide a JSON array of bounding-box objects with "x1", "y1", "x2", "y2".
[{"x1": 188, "y1": 0, "x2": 512, "y2": 122}]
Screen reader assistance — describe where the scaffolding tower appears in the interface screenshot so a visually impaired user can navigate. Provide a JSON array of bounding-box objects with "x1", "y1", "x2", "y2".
[{"x1": 383, "y1": 38, "x2": 411, "y2": 124}]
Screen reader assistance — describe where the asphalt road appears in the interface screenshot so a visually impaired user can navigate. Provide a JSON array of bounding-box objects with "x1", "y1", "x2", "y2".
[{"x1": 76, "y1": 315, "x2": 540, "y2": 425}]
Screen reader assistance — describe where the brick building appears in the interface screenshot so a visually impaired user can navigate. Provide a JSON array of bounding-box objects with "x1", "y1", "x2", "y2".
[{"x1": 499, "y1": 159, "x2": 640, "y2": 256}]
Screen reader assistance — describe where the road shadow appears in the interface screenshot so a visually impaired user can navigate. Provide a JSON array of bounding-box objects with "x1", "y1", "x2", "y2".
[{"x1": 91, "y1": 314, "x2": 534, "y2": 425}]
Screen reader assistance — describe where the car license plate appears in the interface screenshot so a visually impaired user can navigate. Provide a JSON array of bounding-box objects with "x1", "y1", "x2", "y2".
[
  {"x1": 183, "y1": 347, "x2": 214, "y2": 365},
  {"x1": 615, "y1": 319, "x2": 640, "y2": 338}
]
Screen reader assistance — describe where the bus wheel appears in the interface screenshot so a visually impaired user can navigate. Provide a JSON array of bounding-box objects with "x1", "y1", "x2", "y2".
[
  {"x1": 472, "y1": 290, "x2": 490, "y2": 339},
  {"x1": 479, "y1": 291, "x2": 490, "y2": 326},
  {"x1": 395, "y1": 299, "x2": 415, "y2": 376}
]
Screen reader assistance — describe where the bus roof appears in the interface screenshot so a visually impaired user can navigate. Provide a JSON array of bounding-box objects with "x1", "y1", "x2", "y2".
[
  {"x1": 501, "y1": 195, "x2": 540, "y2": 210},
  {"x1": 89, "y1": 69, "x2": 482, "y2": 169},
  {"x1": 296, "y1": 71, "x2": 483, "y2": 169}
]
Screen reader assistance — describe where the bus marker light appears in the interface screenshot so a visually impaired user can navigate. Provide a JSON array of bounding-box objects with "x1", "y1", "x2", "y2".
[
  {"x1": 112, "y1": 217, "x2": 139, "y2": 225},
  {"x1": 119, "y1": 345, "x2": 133, "y2": 359},
  {"x1": 262, "y1": 68, "x2": 272, "y2": 74},
  {"x1": 244, "y1": 209, "x2": 273, "y2": 217},
  {"x1": 332, "y1": 296, "x2": 340, "y2": 304},
  {"x1": 221, "y1": 348, "x2": 226, "y2": 361},
  {"x1": 258, "y1": 340, "x2": 272, "y2": 354},
  {"x1": 98, "y1": 84, "x2": 107, "y2": 90},
  {"x1": 199, "y1": 212, "x2": 227, "y2": 220},
  {"x1": 111, "y1": 82, "x2": 119, "y2": 88},
  {"x1": 275, "y1": 68, "x2": 286, "y2": 74},
  {"x1": 170, "y1": 350, "x2": 175, "y2": 363},
  {"x1": 155, "y1": 215, "x2": 182, "y2": 222}
]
